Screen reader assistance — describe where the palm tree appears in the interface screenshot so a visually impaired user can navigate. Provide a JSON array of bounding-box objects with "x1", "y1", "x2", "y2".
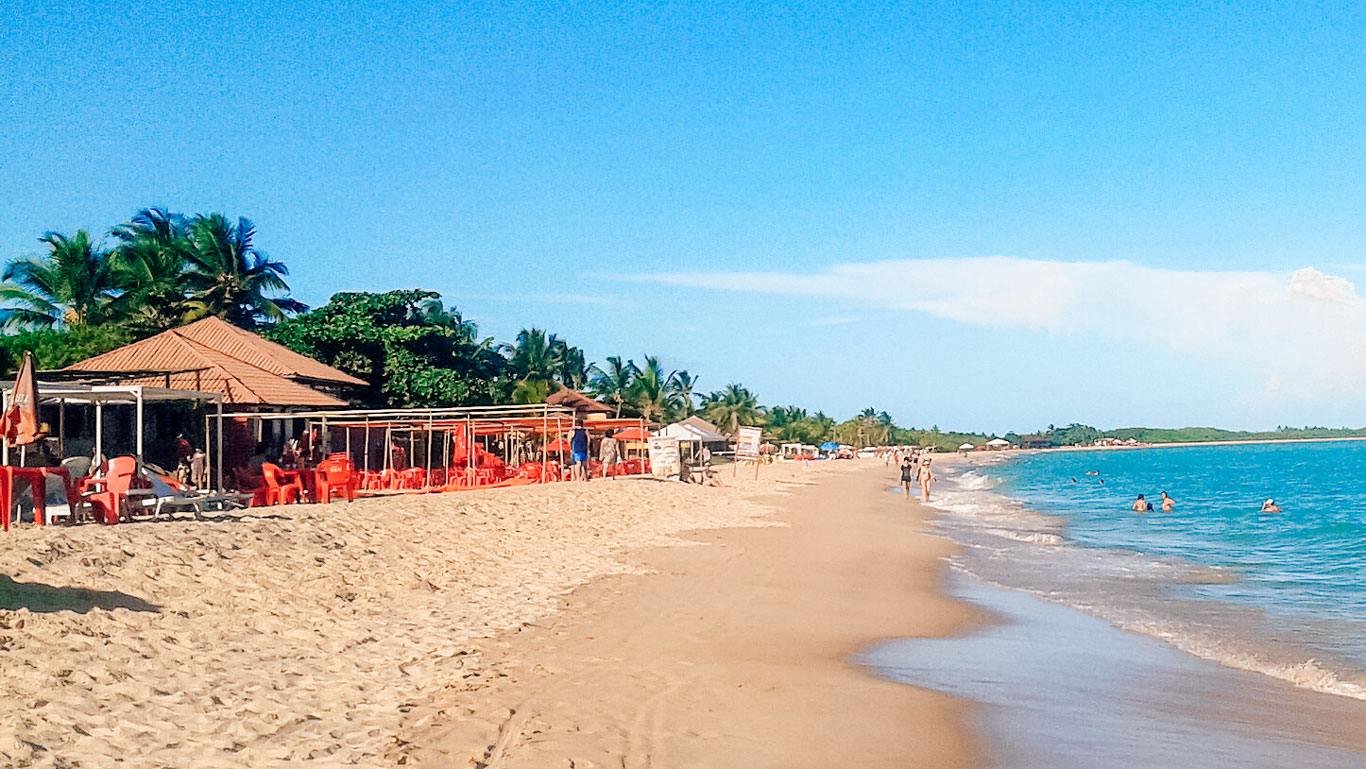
[
  {"x1": 415, "y1": 298, "x2": 483, "y2": 346},
  {"x1": 629, "y1": 355, "x2": 677, "y2": 423},
  {"x1": 181, "y1": 214, "x2": 306, "y2": 329},
  {"x1": 501, "y1": 328, "x2": 562, "y2": 403},
  {"x1": 0, "y1": 229, "x2": 117, "y2": 329},
  {"x1": 588, "y1": 356, "x2": 635, "y2": 417},
  {"x1": 550, "y1": 337, "x2": 587, "y2": 390},
  {"x1": 108, "y1": 207, "x2": 193, "y2": 333},
  {"x1": 667, "y1": 370, "x2": 699, "y2": 419},
  {"x1": 701, "y1": 383, "x2": 764, "y2": 436}
]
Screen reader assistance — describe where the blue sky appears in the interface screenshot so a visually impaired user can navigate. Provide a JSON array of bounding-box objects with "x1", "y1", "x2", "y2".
[{"x1": 3, "y1": 1, "x2": 1366, "y2": 432}]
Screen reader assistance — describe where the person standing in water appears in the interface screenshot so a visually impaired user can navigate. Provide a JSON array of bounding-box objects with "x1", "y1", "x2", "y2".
[
  {"x1": 1160, "y1": 491, "x2": 1175, "y2": 512},
  {"x1": 899, "y1": 455, "x2": 916, "y2": 498},
  {"x1": 918, "y1": 457, "x2": 936, "y2": 502},
  {"x1": 1132, "y1": 494, "x2": 1153, "y2": 512}
]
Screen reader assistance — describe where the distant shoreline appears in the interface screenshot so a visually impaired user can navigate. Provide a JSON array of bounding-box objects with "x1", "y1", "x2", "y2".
[{"x1": 1016, "y1": 436, "x2": 1366, "y2": 453}]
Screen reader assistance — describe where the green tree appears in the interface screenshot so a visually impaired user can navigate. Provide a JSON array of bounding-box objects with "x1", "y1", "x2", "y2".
[
  {"x1": 266, "y1": 290, "x2": 502, "y2": 407},
  {"x1": 667, "y1": 370, "x2": 699, "y2": 419},
  {"x1": 0, "y1": 324, "x2": 133, "y2": 373},
  {"x1": 701, "y1": 383, "x2": 764, "y2": 436},
  {"x1": 0, "y1": 230, "x2": 117, "y2": 329},
  {"x1": 108, "y1": 207, "x2": 193, "y2": 334},
  {"x1": 588, "y1": 355, "x2": 635, "y2": 418},
  {"x1": 551, "y1": 337, "x2": 588, "y2": 390},
  {"x1": 182, "y1": 214, "x2": 306, "y2": 329},
  {"x1": 628, "y1": 355, "x2": 677, "y2": 423}
]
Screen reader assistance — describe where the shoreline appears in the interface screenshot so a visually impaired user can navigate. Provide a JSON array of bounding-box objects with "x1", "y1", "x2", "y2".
[
  {"x1": 864, "y1": 572, "x2": 1366, "y2": 768},
  {"x1": 1013, "y1": 435, "x2": 1366, "y2": 454},
  {"x1": 399, "y1": 459, "x2": 982, "y2": 767}
]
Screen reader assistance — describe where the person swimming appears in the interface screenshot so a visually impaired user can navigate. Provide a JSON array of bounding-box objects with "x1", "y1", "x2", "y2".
[
  {"x1": 1261, "y1": 498, "x2": 1282, "y2": 513},
  {"x1": 1160, "y1": 491, "x2": 1175, "y2": 512},
  {"x1": 1132, "y1": 494, "x2": 1153, "y2": 512}
]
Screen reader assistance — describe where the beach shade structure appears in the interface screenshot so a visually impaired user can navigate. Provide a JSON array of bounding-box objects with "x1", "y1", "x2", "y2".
[
  {"x1": 820, "y1": 441, "x2": 840, "y2": 451},
  {"x1": 612, "y1": 427, "x2": 652, "y2": 441},
  {"x1": 959, "y1": 443, "x2": 975, "y2": 451},
  {"x1": 986, "y1": 438, "x2": 1012, "y2": 449},
  {"x1": 544, "y1": 438, "x2": 572, "y2": 453}
]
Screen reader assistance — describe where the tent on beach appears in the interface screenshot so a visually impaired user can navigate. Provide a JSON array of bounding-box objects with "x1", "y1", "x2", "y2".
[{"x1": 985, "y1": 438, "x2": 1012, "y2": 449}]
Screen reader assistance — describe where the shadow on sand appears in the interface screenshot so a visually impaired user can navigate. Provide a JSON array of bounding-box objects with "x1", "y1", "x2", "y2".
[{"x1": 0, "y1": 575, "x2": 160, "y2": 613}]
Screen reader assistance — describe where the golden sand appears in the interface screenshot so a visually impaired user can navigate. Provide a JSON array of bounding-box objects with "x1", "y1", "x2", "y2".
[{"x1": 0, "y1": 477, "x2": 781, "y2": 767}]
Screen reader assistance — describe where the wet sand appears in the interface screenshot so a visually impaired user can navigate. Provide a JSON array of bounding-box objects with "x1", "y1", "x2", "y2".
[{"x1": 862, "y1": 574, "x2": 1366, "y2": 768}]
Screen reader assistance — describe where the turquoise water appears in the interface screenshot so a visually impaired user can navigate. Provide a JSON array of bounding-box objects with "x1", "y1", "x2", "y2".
[{"x1": 932, "y1": 441, "x2": 1366, "y2": 699}]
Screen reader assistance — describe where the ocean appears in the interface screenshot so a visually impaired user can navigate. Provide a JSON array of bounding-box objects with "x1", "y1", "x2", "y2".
[{"x1": 927, "y1": 441, "x2": 1366, "y2": 700}]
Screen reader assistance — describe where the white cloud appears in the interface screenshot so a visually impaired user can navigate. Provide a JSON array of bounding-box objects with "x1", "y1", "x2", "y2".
[{"x1": 638, "y1": 258, "x2": 1366, "y2": 402}]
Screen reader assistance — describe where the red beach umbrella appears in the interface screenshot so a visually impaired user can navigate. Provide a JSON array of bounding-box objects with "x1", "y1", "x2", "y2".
[
  {"x1": 544, "y1": 438, "x2": 571, "y2": 453},
  {"x1": 612, "y1": 427, "x2": 652, "y2": 441}
]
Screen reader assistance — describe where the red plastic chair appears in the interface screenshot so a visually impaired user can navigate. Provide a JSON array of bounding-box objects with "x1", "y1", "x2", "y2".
[
  {"x1": 78, "y1": 457, "x2": 147, "y2": 524},
  {"x1": 315, "y1": 458, "x2": 357, "y2": 503},
  {"x1": 261, "y1": 463, "x2": 303, "y2": 505}
]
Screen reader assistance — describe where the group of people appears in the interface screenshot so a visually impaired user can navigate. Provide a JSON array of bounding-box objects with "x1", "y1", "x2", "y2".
[
  {"x1": 1131, "y1": 491, "x2": 1176, "y2": 513},
  {"x1": 1131, "y1": 491, "x2": 1282, "y2": 514},
  {"x1": 895, "y1": 449, "x2": 936, "y2": 501},
  {"x1": 568, "y1": 422, "x2": 623, "y2": 482}
]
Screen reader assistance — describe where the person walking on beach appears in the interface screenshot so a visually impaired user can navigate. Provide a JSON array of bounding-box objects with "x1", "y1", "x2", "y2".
[
  {"x1": 570, "y1": 421, "x2": 590, "y2": 481},
  {"x1": 918, "y1": 457, "x2": 936, "y2": 502},
  {"x1": 1160, "y1": 491, "x2": 1175, "y2": 512},
  {"x1": 599, "y1": 429, "x2": 619, "y2": 479},
  {"x1": 899, "y1": 455, "x2": 917, "y2": 498}
]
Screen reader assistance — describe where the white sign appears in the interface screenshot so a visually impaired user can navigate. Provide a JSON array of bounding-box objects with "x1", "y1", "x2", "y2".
[
  {"x1": 735, "y1": 426, "x2": 762, "y2": 461},
  {"x1": 649, "y1": 436, "x2": 681, "y2": 479}
]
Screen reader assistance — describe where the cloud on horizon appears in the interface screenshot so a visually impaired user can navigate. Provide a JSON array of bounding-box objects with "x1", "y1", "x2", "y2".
[{"x1": 636, "y1": 257, "x2": 1366, "y2": 404}]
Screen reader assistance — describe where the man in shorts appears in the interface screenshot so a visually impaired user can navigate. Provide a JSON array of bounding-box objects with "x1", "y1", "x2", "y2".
[{"x1": 571, "y1": 421, "x2": 590, "y2": 481}]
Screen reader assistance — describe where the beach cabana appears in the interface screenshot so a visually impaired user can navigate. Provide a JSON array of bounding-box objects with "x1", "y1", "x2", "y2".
[
  {"x1": 62, "y1": 316, "x2": 365, "y2": 408},
  {"x1": 986, "y1": 438, "x2": 1012, "y2": 450}
]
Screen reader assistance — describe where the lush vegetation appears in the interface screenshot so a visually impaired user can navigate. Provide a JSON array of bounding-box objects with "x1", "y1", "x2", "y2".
[
  {"x1": 0, "y1": 207, "x2": 307, "y2": 371},
  {"x1": 8, "y1": 208, "x2": 1362, "y2": 449}
]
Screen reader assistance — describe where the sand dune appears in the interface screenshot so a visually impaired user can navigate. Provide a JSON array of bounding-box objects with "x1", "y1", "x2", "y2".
[{"x1": 0, "y1": 475, "x2": 784, "y2": 768}]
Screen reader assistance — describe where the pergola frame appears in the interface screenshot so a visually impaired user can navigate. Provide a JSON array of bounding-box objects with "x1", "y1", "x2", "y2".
[
  {"x1": 1, "y1": 382, "x2": 224, "y2": 477},
  {"x1": 216, "y1": 403, "x2": 651, "y2": 487}
]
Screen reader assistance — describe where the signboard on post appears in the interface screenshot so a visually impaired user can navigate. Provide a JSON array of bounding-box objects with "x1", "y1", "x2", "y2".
[
  {"x1": 649, "y1": 436, "x2": 681, "y2": 479},
  {"x1": 735, "y1": 426, "x2": 762, "y2": 460},
  {"x1": 734, "y1": 425, "x2": 763, "y2": 479}
]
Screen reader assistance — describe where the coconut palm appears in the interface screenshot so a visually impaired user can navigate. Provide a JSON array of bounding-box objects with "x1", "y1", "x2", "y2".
[
  {"x1": 628, "y1": 355, "x2": 677, "y2": 423},
  {"x1": 667, "y1": 370, "x2": 699, "y2": 419},
  {"x1": 501, "y1": 328, "x2": 566, "y2": 402},
  {"x1": 588, "y1": 356, "x2": 635, "y2": 417},
  {"x1": 701, "y1": 383, "x2": 764, "y2": 436},
  {"x1": 415, "y1": 298, "x2": 490, "y2": 348},
  {"x1": 0, "y1": 230, "x2": 117, "y2": 330},
  {"x1": 181, "y1": 214, "x2": 306, "y2": 329},
  {"x1": 551, "y1": 337, "x2": 588, "y2": 390},
  {"x1": 108, "y1": 207, "x2": 193, "y2": 333}
]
